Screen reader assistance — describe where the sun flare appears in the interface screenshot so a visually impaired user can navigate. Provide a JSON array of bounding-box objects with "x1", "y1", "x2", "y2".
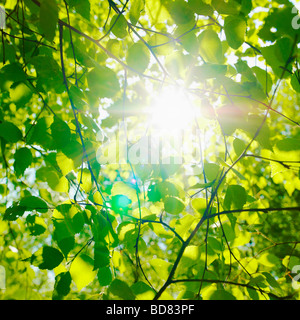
[{"x1": 149, "y1": 87, "x2": 195, "y2": 134}]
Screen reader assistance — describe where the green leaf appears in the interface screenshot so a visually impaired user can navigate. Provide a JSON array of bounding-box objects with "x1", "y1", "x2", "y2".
[
  {"x1": 19, "y1": 196, "x2": 48, "y2": 213},
  {"x1": 126, "y1": 42, "x2": 150, "y2": 73},
  {"x1": 131, "y1": 281, "x2": 156, "y2": 300},
  {"x1": 129, "y1": 0, "x2": 144, "y2": 25},
  {"x1": 97, "y1": 267, "x2": 113, "y2": 286},
  {"x1": 68, "y1": 85, "x2": 87, "y2": 111},
  {"x1": 199, "y1": 29, "x2": 223, "y2": 64},
  {"x1": 258, "y1": 6, "x2": 299, "y2": 42},
  {"x1": 31, "y1": 246, "x2": 64, "y2": 270},
  {"x1": 291, "y1": 72, "x2": 300, "y2": 93},
  {"x1": 30, "y1": 55, "x2": 63, "y2": 93},
  {"x1": 262, "y1": 272, "x2": 281, "y2": 290},
  {"x1": 217, "y1": 104, "x2": 247, "y2": 136},
  {"x1": 190, "y1": 181, "x2": 215, "y2": 190},
  {"x1": 191, "y1": 64, "x2": 227, "y2": 81},
  {"x1": 208, "y1": 289, "x2": 236, "y2": 300},
  {"x1": 273, "y1": 138, "x2": 300, "y2": 162},
  {"x1": 218, "y1": 157, "x2": 246, "y2": 181},
  {"x1": 212, "y1": 0, "x2": 240, "y2": 15},
  {"x1": 87, "y1": 66, "x2": 120, "y2": 102},
  {"x1": 224, "y1": 16, "x2": 247, "y2": 49},
  {"x1": 0, "y1": 62, "x2": 27, "y2": 82},
  {"x1": 94, "y1": 241, "x2": 110, "y2": 269},
  {"x1": 14, "y1": 147, "x2": 33, "y2": 177},
  {"x1": 70, "y1": 254, "x2": 97, "y2": 291},
  {"x1": 26, "y1": 214, "x2": 47, "y2": 236},
  {"x1": 3, "y1": 205, "x2": 26, "y2": 221},
  {"x1": 191, "y1": 197, "x2": 207, "y2": 215},
  {"x1": 188, "y1": 0, "x2": 214, "y2": 16},
  {"x1": 0, "y1": 121, "x2": 22, "y2": 143},
  {"x1": 57, "y1": 236, "x2": 75, "y2": 258},
  {"x1": 39, "y1": 0, "x2": 58, "y2": 42},
  {"x1": 77, "y1": 168, "x2": 93, "y2": 192},
  {"x1": 260, "y1": 37, "x2": 294, "y2": 78},
  {"x1": 145, "y1": 0, "x2": 170, "y2": 26},
  {"x1": 168, "y1": 0, "x2": 194, "y2": 25},
  {"x1": 204, "y1": 162, "x2": 220, "y2": 181},
  {"x1": 109, "y1": 279, "x2": 135, "y2": 300},
  {"x1": 68, "y1": 0, "x2": 90, "y2": 20},
  {"x1": 53, "y1": 271, "x2": 72, "y2": 299},
  {"x1": 27, "y1": 117, "x2": 53, "y2": 149},
  {"x1": 233, "y1": 138, "x2": 246, "y2": 157},
  {"x1": 252, "y1": 66, "x2": 273, "y2": 95},
  {"x1": 111, "y1": 181, "x2": 137, "y2": 202},
  {"x1": 244, "y1": 115, "x2": 273, "y2": 150},
  {"x1": 224, "y1": 185, "x2": 247, "y2": 210},
  {"x1": 51, "y1": 118, "x2": 71, "y2": 149},
  {"x1": 110, "y1": 14, "x2": 128, "y2": 39},
  {"x1": 149, "y1": 258, "x2": 172, "y2": 281},
  {"x1": 164, "y1": 196, "x2": 185, "y2": 214},
  {"x1": 147, "y1": 182, "x2": 162, "y2": 202}
]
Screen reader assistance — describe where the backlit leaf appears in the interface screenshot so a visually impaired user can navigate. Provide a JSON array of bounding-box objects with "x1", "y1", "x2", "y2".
[
  {"x1": 14, "y1": 147, "x2": 32, "y2": 177},
  {"x1": 39, "y1": 0, "x2": 58, "y2": 42},
  {"x1": 129, "y1": 0, "x2": 144, "y2": 25},
  {"x1": 109, "y1": 279, "x2": 135, "y2": 300},
  {"x1": 224, "y1": 185, "x2": 247, "y2": 210},
  {"x1": 53, "y1": 271, "x2": 72, "y2": 300},
  {"x1": 110, "y1": 14, "x2": 128, "y2": 39},
  {"x1": 70, "y1": 254, "x2": 97, "y2": 291},
  {"x1": 127, "y1": 42, "x2": 150, "y2": 73},
  {"x1": 31, "y1": 246, "x2": 64, "y2": 270},
  {"x1": 164, "y1": 196, "x2": 185, "y2": 214},
  {"x1": 19, "y1": 196, "x2": 48, "y2": 213},
  {"x1": 0, "y1": 121, "x2": 22, "y2": 143},
  {"x1": 199, "y1": 29, "x2": 223, "y2": 64},
  {"x1": 224, "y1": 16, "x2": 247, "y2": 49}
]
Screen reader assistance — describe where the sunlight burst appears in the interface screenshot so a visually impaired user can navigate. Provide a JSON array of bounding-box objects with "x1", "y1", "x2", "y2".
[{"x1": 149, "y1": 87, "x2": 195, "y2": 134}]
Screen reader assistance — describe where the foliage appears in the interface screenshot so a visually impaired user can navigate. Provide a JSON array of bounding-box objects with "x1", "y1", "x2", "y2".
[{"x1": 0, "y1": 0, "x2": 300, "y2": 300}]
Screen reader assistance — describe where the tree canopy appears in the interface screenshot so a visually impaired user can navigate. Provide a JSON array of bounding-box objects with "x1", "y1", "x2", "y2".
[{"x1": 0, "y1": 0, "x2": 300, "y2": 300}]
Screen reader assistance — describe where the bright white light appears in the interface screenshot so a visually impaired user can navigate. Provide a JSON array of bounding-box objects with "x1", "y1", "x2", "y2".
[{"x1": 150, "y1": 87, "x2": 194, "y2": 134}]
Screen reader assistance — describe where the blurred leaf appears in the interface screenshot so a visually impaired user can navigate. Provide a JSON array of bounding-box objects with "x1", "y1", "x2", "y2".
[
  {"x1": 208, "y1": 289, "x2": 236, "y2": 300},
  {"x1": 3, "y1": 205, "x2": 26, "y2": 221},
  {"x1": 129, "y1": 0, "x2": 144, "y2": 25},
  {"x1": 224, "y1": 185, "x2": 247, "y2": 210},
  {"x1": 94, "y1": 241, "x2": 110, "y2": 269},
  {"x1": 110, "y1": 14, "x2": 128, "y2": 39},
  {"x1": 204, "y1": 162, "x2": 220, "y2": 181},
  {"x1": 68, "y1": 0, "x2": 90, "y2": 20},
  {"x1": 168, "y1": 0, "x2": 194, "y2": 25},
  {"x1": 188, "y1": 0, "x2": 214, "y2": 16},
  {"x1": 109, "y1": 279, "x2": 135, "y2": 300},
  {"x1": 31, "y1": 246, "x2": 64, "y2": 270},
  {"x1": 0, "y1": 121, "x2": 22, "y2": 143},
  {"x1": 19, "y1": 196, "x2": 48, "y2": 213},
  {"x1": 233, "y1": 138, "x2": 246, "y2": 157},
  {"x1": 14, "y1": 147, "x2": 33, "y2": 177},
  {"x1": 70, "y1": 254, "x2": 97, "y2": 291},
  {"x1": 212, "y1": 0, "x2": 240, "y2": 14},
  {"x1": 127, "y1": 42, "x2": 150, "y2": 73},
  {"x1": 97, "y1": 267, "x2": 113, "y2": 286},
  {"x1": 53, "y1": 271, "x2": 72, "y2": 300},
  {"x1": 224, "y1": 16, "x2": 247, "y2": 49},
  {"x1": 39, "y1": 0, "x2": 58, "y2": 42},
  {"x1": 164, "y1": 196, "x2": 185, "y2": 214},
  {"x1": 51, "y1": 118, "x2": 71, "y2": 149},
  {"x1": 87, "y1": 66, "x2": 120, "y2": 103},
  {"x1": 199, "y1": 29, "x2": 223, "y2": 64}
]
